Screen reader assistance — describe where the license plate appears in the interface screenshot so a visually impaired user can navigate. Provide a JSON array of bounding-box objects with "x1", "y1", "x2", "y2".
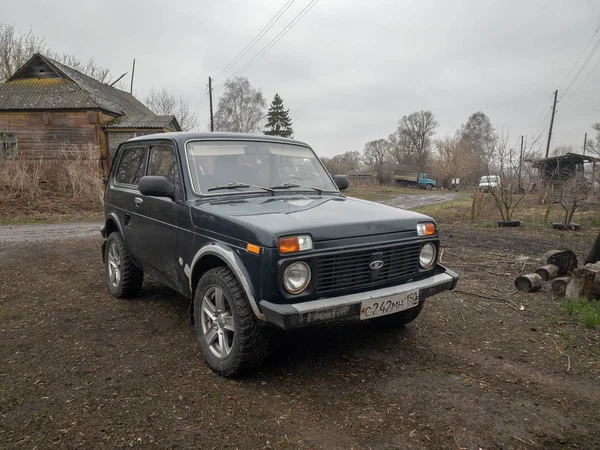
[{"x1": 360, "y1": 290, "x2": 420, "y2": 320}]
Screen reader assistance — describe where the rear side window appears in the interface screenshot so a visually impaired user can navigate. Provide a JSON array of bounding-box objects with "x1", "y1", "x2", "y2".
[
  {"x1": 115, "y1": 147, "x2": 146, "y2": 186},
  {"x1": 147, "y1": 145, "x2": 180, "y2": 185}
]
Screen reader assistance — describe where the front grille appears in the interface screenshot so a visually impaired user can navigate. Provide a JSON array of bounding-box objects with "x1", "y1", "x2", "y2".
[{"x1": 316, "y1": 242, "x2": 422, "y2": 296}]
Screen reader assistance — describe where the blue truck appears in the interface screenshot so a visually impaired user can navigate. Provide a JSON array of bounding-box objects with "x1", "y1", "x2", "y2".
[{"x1": 393, "y1": 169, "x2": 436, "y2": 190}]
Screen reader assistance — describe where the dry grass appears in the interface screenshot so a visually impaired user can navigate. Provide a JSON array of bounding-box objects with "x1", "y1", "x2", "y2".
[
  {"x1": 0, "y1": 144, "x2": 104, "y2": 224},
  {"x1": 413, "y1": 191, "x2": 600, "y2": 229}
]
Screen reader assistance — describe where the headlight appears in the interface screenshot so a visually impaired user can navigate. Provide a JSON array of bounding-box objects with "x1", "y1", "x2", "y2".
[
  {"x1": 419, "y1": 243, "x2": 436, "y2": 268},
  {"x1": 283, "y1": 261, "x2": 311, "y2": 294}
]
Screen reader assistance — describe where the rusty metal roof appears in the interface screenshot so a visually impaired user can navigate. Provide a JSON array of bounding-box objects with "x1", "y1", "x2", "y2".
[{"x1": 104, "y1": 114, "x2": 181, "y2": 130}]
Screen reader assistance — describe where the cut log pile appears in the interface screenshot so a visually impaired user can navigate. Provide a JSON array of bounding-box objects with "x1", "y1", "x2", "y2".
[{"x1": 514, "y1": 249, "x2": 600, "y2": 300}]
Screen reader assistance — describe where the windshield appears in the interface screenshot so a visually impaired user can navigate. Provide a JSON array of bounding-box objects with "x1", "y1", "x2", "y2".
[
  {"x1": 185, "y1": 141, "x2": 338, "y2": 194},
  {"x1": 480, "y1": 176, "x2": 498, "y2": 182}
]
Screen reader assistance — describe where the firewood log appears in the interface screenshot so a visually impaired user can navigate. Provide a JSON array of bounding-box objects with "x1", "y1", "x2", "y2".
[
  {"x1": 535, "y1": 264, "x2": 559, "y2": 281},
  {"x1": 551, "y1": 277, "x2": 570, "y2": 297},
  {"x1": 515, "y1": 273, "x2": 543, "y2": 292},
  {"x1": 540, "y1": 250, "x2": 577, "y2": 276}
]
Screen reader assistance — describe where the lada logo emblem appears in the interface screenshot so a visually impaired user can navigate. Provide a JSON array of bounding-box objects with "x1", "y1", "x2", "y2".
[{"x1": 369, "y1": 260, "x2": 384, "y2": 270}]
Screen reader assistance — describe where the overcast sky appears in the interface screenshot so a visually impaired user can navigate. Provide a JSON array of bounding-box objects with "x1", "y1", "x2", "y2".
[{"x1": 4, "y1": 0, "x2": 600, "y2": 156}]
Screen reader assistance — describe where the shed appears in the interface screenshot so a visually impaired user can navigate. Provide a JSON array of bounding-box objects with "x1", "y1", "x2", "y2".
[
  {"x1": 0, "y1": 53, "x2": 180, "y2": 170},
  {"x1": 526, "y1": 152, "x2": 599, "y2": 181}
]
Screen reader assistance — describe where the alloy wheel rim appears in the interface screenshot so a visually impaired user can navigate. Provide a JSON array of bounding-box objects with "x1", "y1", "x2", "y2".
[
  {"x1": 200, "y1": 286, "x2": 235, "y2": 359},
  {"x1": 107, "y1": 243, "x2": 121, "y2": 287}
]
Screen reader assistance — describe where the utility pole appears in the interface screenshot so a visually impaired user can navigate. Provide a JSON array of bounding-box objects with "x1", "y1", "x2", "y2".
[
  {"x1": 583, "y1": 132, "x2": 587, "y2": 156},
  {"x1": 518, "y1": 135, "x2": 524, "y2": 184},
  {"x1": 130, "y1": 59, "x2": 136, "y2": 94},
  {"x1": 208, "y1": 76, "x2": 214, "y2": 132},
  {"x1": 545, "y1": 89, "x2": 558, "y2": 158}
]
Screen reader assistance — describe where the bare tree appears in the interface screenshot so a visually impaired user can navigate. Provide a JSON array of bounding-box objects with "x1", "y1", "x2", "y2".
[
  {"x1": 363, "y1": 139, "x2": 391, "y2": 184},
  {"x1": 585, "y1": 122, "x2": 600, "y2": 156},
  {"x1": 395, "y1": 111, "x2": 438, "y2": 172},
  {"x1": 144, "y1": 87, "x2": 198, "y2": 131},
  {"x1": 458, "y1": 111, "x2": 496, "y2": 182},
  {"x1": 387, "y1": 131, "x2": 415, "y2": 167},
  {"x1": 551, "y1": 145, "x2": 572, "y2": 156},
  {"x1": 550, "y1": 171, "x2": 596, "y2": 225},
  {"x1": 322, "y1": 151, "x2": 363, "y2": 174},
  {"x1": 0, "y1": 23, "x2": 47, "y2": 82},
  {"x1": 434, "y1": 136, "x2": 474, "y2": 186},
  {"x1": 484, "y1": 128, "x2": 534, "y2": 222},
  {"x1": 214, "y1": 77, "x2": 266, "y2": 133}
]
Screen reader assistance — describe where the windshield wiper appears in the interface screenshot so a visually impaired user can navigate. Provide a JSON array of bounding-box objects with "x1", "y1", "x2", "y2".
[
  {"x1": 270, "y1": 183, "x2": 323, "y2": 194},
  {"x1": 207, "y1": 182, "x2": 274, "y2": 194}
]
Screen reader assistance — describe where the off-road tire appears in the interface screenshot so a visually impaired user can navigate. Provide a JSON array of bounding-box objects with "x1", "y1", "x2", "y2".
[
  {"x1": 371, "y1": 302, "x2": 425, "y2": 327},
  {"x1": 105, "y1": 232, "x2": 143, "y2": 298},
  {"x1": 194, "y1": 267, "x2": 270, "y2": 377}
]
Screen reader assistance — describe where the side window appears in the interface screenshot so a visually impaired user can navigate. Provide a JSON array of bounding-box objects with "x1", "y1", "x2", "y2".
[
  {"x1": 115, "y1": 147, "x2": 146, "y2": 186},
  {"x1": 147, "y1": 145, "x2": 180, "y2": 185},
  {"x1": 0, "y1": 133, "x2": 18, "y2": 159}
]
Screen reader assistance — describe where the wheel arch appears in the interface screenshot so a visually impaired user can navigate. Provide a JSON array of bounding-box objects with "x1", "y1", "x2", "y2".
[
  {"x1": 104, "y1": 213, "x2": 124, "y2": 238},
  {"x1": 185, "y1": 244, "x2": 264, "y2": 322}
]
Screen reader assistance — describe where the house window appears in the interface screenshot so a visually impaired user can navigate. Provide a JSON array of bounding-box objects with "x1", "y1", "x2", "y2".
[{"x1": 0, "y1": 133, "x2": 18, "y2": 158}]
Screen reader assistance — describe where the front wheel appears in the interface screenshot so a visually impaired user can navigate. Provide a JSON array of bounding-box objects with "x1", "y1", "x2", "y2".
[
  {"x1": 194, "y1": 267, "x2": 270, "y2": 377},
  {"x1": 105, "y1": 232, "x2": 143, "y2": 298},
  {"x1": 425, "y1": 184, "x2": 433, "y2": 190},
  {"x1": 371, "y1": 302, "x2": 425, "y2": 327}
]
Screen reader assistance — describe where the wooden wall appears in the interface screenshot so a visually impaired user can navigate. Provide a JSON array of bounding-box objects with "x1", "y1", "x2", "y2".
[{"x1": 0, "y1": 110, "x2": 101, "y2": 160}]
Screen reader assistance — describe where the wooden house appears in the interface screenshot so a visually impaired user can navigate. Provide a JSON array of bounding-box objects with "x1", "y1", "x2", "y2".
[{"x1": 0, "y1": 54, "x2": 180, "y2": 170}]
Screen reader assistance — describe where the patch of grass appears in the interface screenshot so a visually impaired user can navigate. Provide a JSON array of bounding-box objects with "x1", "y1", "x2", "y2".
[{"x1": 561, "y1": 298, "x2": 600, "y2": 329}]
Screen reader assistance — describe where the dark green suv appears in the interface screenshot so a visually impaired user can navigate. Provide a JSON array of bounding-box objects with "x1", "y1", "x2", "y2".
[{"x1": 101, "y1": 132, "x2": 458, "y2": 376}]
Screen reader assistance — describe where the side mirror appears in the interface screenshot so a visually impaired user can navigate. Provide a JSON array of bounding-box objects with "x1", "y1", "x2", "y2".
[
  {"x1": 138, "y1": 176, "x2": 176, "y2": 200},
  {"x1": 333, "y1": 174, "x2": 349, "y2": 191}
]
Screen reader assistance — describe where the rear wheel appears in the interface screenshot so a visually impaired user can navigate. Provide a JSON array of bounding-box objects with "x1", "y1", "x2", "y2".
[
  {"x1": 194, "y1": 267, "x2": 270, "y2": 377},
  {"x1": 105, "y1": 232, "x2": 143, "y2": 298},
  {"x1": 371, "y1": 302, "x2": 425, "y2": 327}
]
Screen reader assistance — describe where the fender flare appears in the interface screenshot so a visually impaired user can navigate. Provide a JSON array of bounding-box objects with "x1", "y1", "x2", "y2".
[
  {"x1": 104, "y1": 212, "x2": 126, "y2": 238},
  {"x1": 185, "y1": 243, "x2": 265, "y2": 321}
]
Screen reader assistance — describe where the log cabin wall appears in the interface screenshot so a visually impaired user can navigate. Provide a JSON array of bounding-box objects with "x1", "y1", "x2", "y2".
[{"x1": 0, "y1": 110, "x2": 102, "y2": 160}]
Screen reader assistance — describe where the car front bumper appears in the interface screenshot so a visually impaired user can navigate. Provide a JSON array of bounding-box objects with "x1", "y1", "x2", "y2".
[{"x1": 259, "y1": 265, "x2": 459, "y2": 329}]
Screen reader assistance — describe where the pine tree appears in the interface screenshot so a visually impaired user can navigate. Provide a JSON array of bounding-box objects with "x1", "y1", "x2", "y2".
[{"x1": 264, "y1": 93, "x2": 294, "y2": 138}]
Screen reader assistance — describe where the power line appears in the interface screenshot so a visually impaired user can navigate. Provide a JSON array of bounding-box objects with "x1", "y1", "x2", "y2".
[
  {"x1": 565, "y1": 56, "x2": 600, "y2": 100},
  {"x1": 213, "y1": 0, "x2": 296, "y2": 82},
  {"x1": 556, "y1": 24, "x2": 600, "y2": 92},
  {"x1": 563, "y1": 92, "x2": 600, "y2": 103},
  {"x1": 216, "y1": 0, "x2": 320, "y2": 87},
  {"x1": 192, "y1": 87, "x2": 209, "y2": 116},
  {"x1": 559, "y1": 35, "x2": 600, "y2": 103},
  {"x1": 559, "y1": 101, "x2": 600, "y2": 112}
]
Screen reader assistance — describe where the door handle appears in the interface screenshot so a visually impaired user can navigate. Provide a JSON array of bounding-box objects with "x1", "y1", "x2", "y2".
[{"x1": 134, "y1": 197, "x2": 143, "y2": 207}]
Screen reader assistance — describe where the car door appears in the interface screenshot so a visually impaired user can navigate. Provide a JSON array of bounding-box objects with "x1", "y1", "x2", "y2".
[
  {"x1": 132, "y1": 143, "x2": 182, "y2": 285},
  {"x1": 110, "y1": 145, "x2": 148, "y2": 255}
]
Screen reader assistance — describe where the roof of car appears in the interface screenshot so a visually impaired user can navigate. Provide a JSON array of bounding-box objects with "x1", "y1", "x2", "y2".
[{"x1": 128, "y1": 131, "x2": 311, "y2": 147}]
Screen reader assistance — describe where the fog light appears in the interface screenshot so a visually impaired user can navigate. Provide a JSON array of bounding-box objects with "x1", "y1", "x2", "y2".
[
  {"x1": 419, "y1": 243, "x2": 436, "y2": 268},
  {"x1": 283, "y1": 261, "x2": 311, "y2": 294}
]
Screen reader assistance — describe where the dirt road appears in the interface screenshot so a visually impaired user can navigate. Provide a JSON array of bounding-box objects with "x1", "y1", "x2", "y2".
[
  {"x1": 0, "y1": 222, "x2": 101, "y2": 244},
  {"x1": 1, "y1": 226, "x2": 598, "y2": 449},
  {"x1": 0, "y1": 193, "x2": 456, "y2": 245},
  {"x1": 379, "y1": 192, "x2": 457, "y2": 209}
]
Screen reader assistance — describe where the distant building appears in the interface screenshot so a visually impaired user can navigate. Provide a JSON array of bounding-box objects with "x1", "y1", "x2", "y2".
[
  {"x1": 526, "y1": 152, "x2": 599, "y2": 182},
  {"x1": 0, "y1": 54, "x2": 180, "y2": 170}
]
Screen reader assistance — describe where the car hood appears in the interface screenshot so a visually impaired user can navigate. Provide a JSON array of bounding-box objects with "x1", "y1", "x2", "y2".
[{"x1": 189, "y1": 194, "x2": 433, "y2": 248}]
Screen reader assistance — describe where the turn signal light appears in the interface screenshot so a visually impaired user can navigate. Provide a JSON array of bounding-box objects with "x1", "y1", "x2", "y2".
[
  {"x1": 278, "y1": 235, "x2": 313, "y2": 254},
  {"x1": 246, "y1": 243, "x2": 261, "y2": 255},
  {"x1": 417, "y1": 222, "x2": 436, "y2": 236}
]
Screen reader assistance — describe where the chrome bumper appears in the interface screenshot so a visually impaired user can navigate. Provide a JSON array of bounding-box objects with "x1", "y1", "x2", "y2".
[{"x1": 259, "y1": 265, "x2": 459, "y2": 329}]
